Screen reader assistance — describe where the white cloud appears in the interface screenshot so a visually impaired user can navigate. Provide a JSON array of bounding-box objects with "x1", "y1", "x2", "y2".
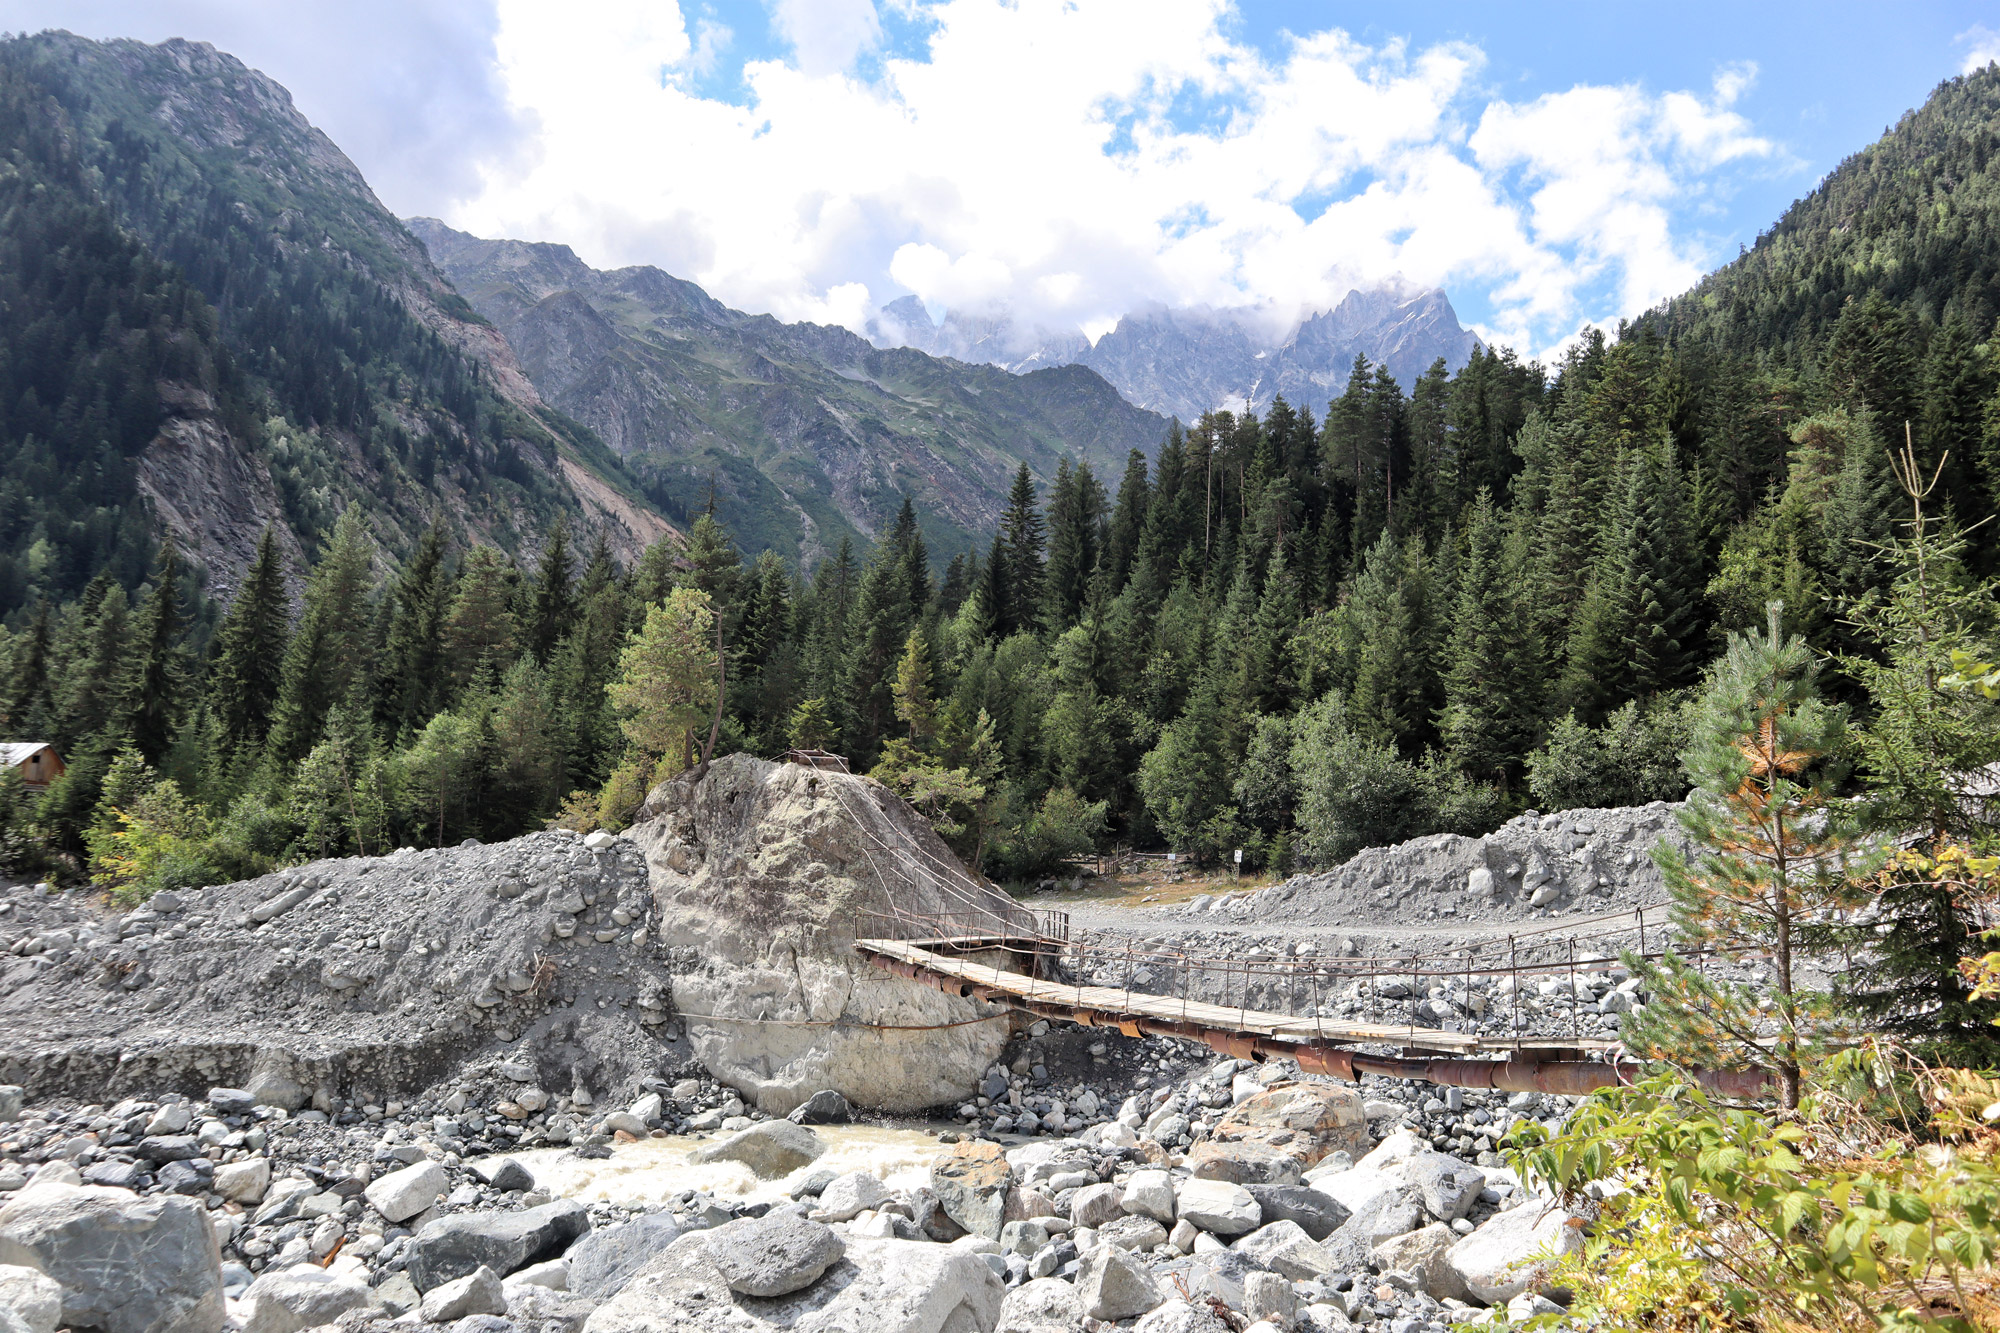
[
  {"x1": 771, "y1": 0, "x2": 881, "y2": 76},
  {"x1": 453, "y1": 0, "x2": 1782, "y2": 361},
  {"x1": 1961, "y1": 24, "x2": 2000, "y2": 74}
]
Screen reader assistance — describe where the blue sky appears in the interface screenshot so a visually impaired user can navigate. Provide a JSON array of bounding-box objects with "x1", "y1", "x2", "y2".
[{"x1": 6, "y1": 1, "x2": 1997, "y2": 359}]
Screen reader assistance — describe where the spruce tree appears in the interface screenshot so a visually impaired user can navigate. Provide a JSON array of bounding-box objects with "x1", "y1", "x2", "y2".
[
  {"x1": 1438, "y1": 489, "x2": 1538, "y2": 786},
  {"x1": 210, "y1": 528, "x2": 290, "y2": 753},
  {"x1": 1, "y1": 601, "x2": 53, "y2": 738},
  {"x1": 266, "y1": 508, "x2": 379, "y2": 763},
  {"x1": 126, "y1": 538, "x2": 185, "y2": 765},
  {"x1": 62, "y1": 585, "x2": 131, "y2": 749},
  {"x1": 998, "y1": 463, "x2": 1045, "y2": 635},
  {"x1": 525, "y1": 518, "x2": 575, "y2": 664}
]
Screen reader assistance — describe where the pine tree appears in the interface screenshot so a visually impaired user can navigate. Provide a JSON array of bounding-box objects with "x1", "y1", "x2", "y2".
[
  {"x1": 1438, "y1": 489, "x2": 1538, "y2": 787},
  {"x1": 210, "y1": 528, "x2": 290, "y2": 753},
  {"x1": 1, "y1": 601, "x2": 53, "y2": 738},
  {"x1": 1623, "y1": 606, "x2": 1873, "y2": 1110},
  {"x1": 607, "y1": 588, "x2": 718, "y2": 773},
  {"x1": 524, "y1": 518, "x2": 575, "y2": 664},
  {"x1": 126, "y1": 538, "x2": 185, "y2": 765},
  {"x1": 1103, "y1": 449, "x2": 1151, "y2": 592},
  {"x1": 266, "y1": 508, "x2": 378, "y2": 763},
  {"x1": 998, "y1": 463, "x2": 1046, "y2": 635},
  {"x1": 444, "y1": 546, "x2": 519, "y2": 686},
  {"x1": 62, "y1": 585, "x2": 131, "y2": 749}
]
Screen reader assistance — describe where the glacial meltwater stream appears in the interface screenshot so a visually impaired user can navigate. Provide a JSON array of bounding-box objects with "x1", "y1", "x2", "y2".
[{"x1": 513, "y1": 1125, "x2": 958, "y2": 1206}]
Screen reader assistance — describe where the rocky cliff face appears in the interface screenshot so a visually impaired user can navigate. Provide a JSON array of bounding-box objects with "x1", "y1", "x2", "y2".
[
  {"x1": 411, "y1": 220, "x2": 1168, "y2": 566},
  {"x1": 629, "y1": 755, "x2": 1017, "y2": 1116},
  {"x1": 876, "y1": 287, "x2": 1482, "y2": 423}
]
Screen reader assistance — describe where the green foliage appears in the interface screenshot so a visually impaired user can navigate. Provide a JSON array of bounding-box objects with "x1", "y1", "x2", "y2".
[
  {"x1": 1511, "y1": 1071, "x2": 2000, "y2": 1333},
  {"x1": 1526, "y1": 697, "x2": 1694, "y2": 812},
  {"x1": 989, "y1": 786, "x2": 1108, "y2": 882}
]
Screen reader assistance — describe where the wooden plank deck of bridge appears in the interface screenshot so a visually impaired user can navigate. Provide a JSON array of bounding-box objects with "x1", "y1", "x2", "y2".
[{"x1": 855, "y1": 937, "x2": 1618, "y2": 1058}]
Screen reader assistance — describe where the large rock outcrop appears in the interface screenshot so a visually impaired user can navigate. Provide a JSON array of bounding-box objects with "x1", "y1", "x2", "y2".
[{"x1": 630, "y1": 755, "x2": 1019, "y2": 1114}]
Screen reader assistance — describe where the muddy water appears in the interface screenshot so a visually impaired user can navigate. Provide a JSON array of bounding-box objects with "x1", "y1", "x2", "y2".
[{"x1": 515, "y1": 1125, "x2": 958, "y2": 1206}]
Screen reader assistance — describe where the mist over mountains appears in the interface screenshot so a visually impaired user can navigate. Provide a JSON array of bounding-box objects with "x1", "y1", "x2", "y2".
[{"x1": 871, "y1": 286, "x2": 1483, "y2": 423}]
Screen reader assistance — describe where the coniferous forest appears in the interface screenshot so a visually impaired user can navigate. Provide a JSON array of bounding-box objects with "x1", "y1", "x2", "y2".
[{"x1": 3, "y1": 63, "x2": 2000, "y2": 904}]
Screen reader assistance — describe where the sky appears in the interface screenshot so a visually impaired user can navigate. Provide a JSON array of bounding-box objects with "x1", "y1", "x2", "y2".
[{"x1": 6, "y1": 1, "x2": 1998, "y2": 361}]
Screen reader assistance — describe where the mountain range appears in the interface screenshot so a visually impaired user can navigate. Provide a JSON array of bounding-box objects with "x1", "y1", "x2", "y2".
[
  {"x1": 407, "y1": 221, "x2": 1167, "y2": 566},
  {"x1": 871, "y1": 286, "x2": 1483, "y2": 423}
]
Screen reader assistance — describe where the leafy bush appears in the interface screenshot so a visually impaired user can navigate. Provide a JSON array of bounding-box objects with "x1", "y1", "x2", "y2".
[
  {"x1": 988, "y1": 786, "x2": 1108, "y2": 881},
  {"x1": 1511, "y1": 1068, "x2": 2000, "y2": 1332},
  {"x1": 1526, "y1": 695, "x2": 1694, "y2": 812},
  {"x1": 86, "y1": 778, "x2": 221, "y2": 905}
]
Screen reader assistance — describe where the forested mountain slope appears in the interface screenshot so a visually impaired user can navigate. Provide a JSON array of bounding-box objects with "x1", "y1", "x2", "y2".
[
  {"x1": 0, "y1": 31, "x2": 669, "y2": 621},
  {"x1": 409, "y1": 220, "x2": 1170, "y2": 567}
]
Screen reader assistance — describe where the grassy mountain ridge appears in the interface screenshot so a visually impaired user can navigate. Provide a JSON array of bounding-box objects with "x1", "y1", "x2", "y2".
[{"x1": 409, "y1": 219, "x2": 1171, "y2": 567}]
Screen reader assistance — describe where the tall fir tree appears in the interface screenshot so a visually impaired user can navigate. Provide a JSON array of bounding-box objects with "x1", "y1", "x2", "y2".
[{"x1": 210, "y1": 528, "x2": 291, "y2": 754}]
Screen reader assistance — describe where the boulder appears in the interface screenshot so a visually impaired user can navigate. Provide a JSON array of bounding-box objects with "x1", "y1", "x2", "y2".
[
  {"x1": 238, "y1": 1267, "x2": 379, "y2": 1333},
  {"x1": 1075, "y1": 1245, "x2": 1164, "y2": 1321},
  {"x1": 212, "y1": 1158, "x2": 271, "y2": 1205},
  {"x1": 1152, "y1": 1251, "x2": 1263, "y2": 1312},
  {"x1": 931, "y1": 1140, "x2": 1012, "y2": 1240},
  {"x1": 363, "y1": 1160, "x2": 447, "y2": 1224},
  {"x1": 567, "y1": 1215, "x2": 683, "y2": 1299},
  {"x1": 407, "y1": 1200, "x2": 591, "y2": 1291},
  {"x1": 0, "y1": 1183, "x2": 223, "y2": 1333},
  {"x1": 1186, "y1": 1142, "x2": 1302, "y2": 1187},
  {"x1": 788, "y1": 1091, "x2": 853, "y2": 1126},
  {"x1": 632, "y1": 756, "x2": 1014, "y2": 1114},
  {"x1": 1231, "y1": 1219, "x2": 1336, "y2": 1280},
  {"x1": 1209, "y1": 1083, "x2": 1370, "y2": 1168},
  {"x1": 812, "y1": 1173, "x2": 891, "y2": 1223},
  {"x1": 420, "y1": 1265, "x2": 507, "y2": 1321},
  {"x1": 1121, "y1": 1169, "x2": 1177, "y2": 1224},
  {"x1": 1096, "y1": 1215, "x2": 1168, "y2": 1252},
  {"x1": 470, "y1": 1157, "x2": 536, "y2": 1194},
  {"x1": 1069, "y1": 1183, "x2": 1126, "y2": 1229},
  {"x1": 688, "y1": 1121, "x2": 825, "y2": 1178},
  {"x1": 1174, "y1": 1179, "x2": 1261, "y2": 1236},
  {"x1": 1373, "y1": 1223, "x2": 1465, "y2": 1303},
  {"x1": 1243, "y1": 1271, "x2": 1297, "y2": 1326},
  {"x1": 0, "y1": 1265, "x2": 61, "y2": 1333},
  {"x1": 1133, "y1": 1299, "x2": 1233, "y2": 1333},
  {"x1": 1304, "y1": 1165, "x2": 1404, "y2": 1219},
  {"x1": 1400, "y1": 1153, "x2": 1485, "y2": 1223},
  {"x1": 1243, "y1": 1184, "x2": 1347, "y2": 1241},
  {"x1": 1445, "y1": 1203, "x2": 1586, "y2": 1304},
  {"x1": 996, "y1": 1276, "x2": 1085, "y2": 1333},
  {"x1": 699, "y1": 1213, "x2": 845, "y2": 1298},
  {"x1": 581, "y1": 1232, "x2": 1004, "y2": 1333},
  {"x1": 998, "y1": 1220, "x2": 1050, "y2": 1257}
]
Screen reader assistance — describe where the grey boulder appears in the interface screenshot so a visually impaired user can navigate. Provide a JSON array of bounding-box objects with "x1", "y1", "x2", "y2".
[
  {"x1": 566, "y1": 1214, "x2": 684, "y2": 1299},
  {"x1": 1074, "y1": 1245, "x2": 1164, "y2": 1321},
  {"x1": 688, "y1": 1121, "x2": 825, "y2": 1179},
  {"x1": 996, "y1": 1276, "x2": 1084, "y2": 1333},
  {"x1": 699, "y1": 1213, "x2": 845, "y2": 1297},
  {"x1": 1244, "y1": 1184, "x2": 1348, "y2": 1241},
  {"x1": 238, "y1": 1266, "x2": 379, "y2": 1333},
  {"x1": 407, "y1": 1199, "x2": 591, "y2": 1291},
  {"x1": 1402, "y1": 1152, "x2": 1486, "y2": 1223},
  {"x1": 0, "y1": 1265, "x2": 61, "y2": 1333},
  {"x1": 420, "y1": 1265, "x2": 507, "y2": 1321},
  {"x1": 1445, "y1": 1202, "x2": 1586, "y2": 1304},
  {"x1": 581, "y1": 1233, "x2": 1003, "y2": 1333},
  {"x1": 0, "y1": 1183, "x2": 223, "y2": 1333},
  {"x1": 787, "y1": 1091, "x2": 852, "y2": 1126},
  {"x1": 469, "y1": 1156, "x2": 535, "y2": 1194}
]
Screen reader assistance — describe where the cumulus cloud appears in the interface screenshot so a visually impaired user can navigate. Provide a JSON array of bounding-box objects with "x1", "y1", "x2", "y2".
[{"x1": 1961, "y1": 24, "x2": 2000, "y2": 73}]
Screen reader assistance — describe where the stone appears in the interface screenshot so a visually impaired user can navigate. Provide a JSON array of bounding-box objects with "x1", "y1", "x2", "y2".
[
  {"x1": 998, "y1": 1220, "x2": 1050, "y2": 1257},
  {"x1": 1168, "y1": 1219, "x2": 1199, "y2": 1252},
  {"x1": 420, "y1": 1265, "x2": 507, "y2": 1321},
  {"x1": 1211, "y1": 1083, "x2": 1371, "y2": 1168},
  {"x1": 1074, "y1": 1244, "x2": 1165, "y2": 1321},
  {"x1": 470, "y1": 1156, "x2": 535, "y2": 1193},
  {"x1": 1335, "y1": 1184, "x2": 1424, "y2": 1249},
  {"x1": 145, "y1": 1104, "x2": 194, "y2": 1135},
  {"x1": 812, "y1": 1172, "x2": 892, "y2": 1223},
  {"x1": 1187, "y1": 1141, "x2": 1302, "y2": 1187},
  {"x1": 407, "y1": 1200, "x2": 592, "y2": 1291},
  {"x1": 213, "y1": 1158, "x2": 271, "y2": 1205},
  {"x1": 205, "y1": 1088, "x2": 256, "y2": 1115},
  {"x1": 1445, "y1": 1203, "x2": 1586, "y2": 1304},
  {"x1": 566, "y1": 1214, "x2": 683, "y2": 1299},
  {"x1": 700, "y1": 1213, "x2": 846, "y2": 1298},
  {"x1": 1174, "y1": 1178, "x2": 1261, "y2": 1236},
  {"x1": 1154, "y1": 1250, "x2": 1264, "y2": 1311},
  {"x1": 1243, "y1": 1184, "x2": 1348, "y2": 1241},
  {"x1": 1097, "y1": 1215, "x2": 1169, "y2": 1252},
  {"x1": 931, "y1": 1139, "x2": 1012, "y2": 1240},
  {"x1": 0, "y1": 1089, "x2": 22, "y2": 1124},
  {"x1": 1232, "y1": 1219, "x2": 1336, "y2": 1280},
  {"x1": 1243, "y1": 1271, "x2": 1297, "y2": 1325},
  {"x1": 689, "y1": 1121, "x2": 825, "y2": 1179},
  {"x1": 0, "y1": 1184, "x2": 223, "y2": 1333},
  {"x1": 155, "y1": 1160, "x2": 214, "y2": 1196},
  {"x1": 996, "y1": 1276, "x2": 1085, "y2": 1333},
  {"x1": 602, "y1": 1112, "x2": 648, "y2": 1137},
  {"x1": 1304, "y1": 1165, "x2": 1405, "y2": 1219},
  {"x1": 1400, "y1": 1153, "x2": 1485, "y2": 1223},
  {"x1": 239, "y1": 1266, "x2": 379, "y2": 1333},
  {"x1": 1069, "y1": 1182, "x2": 1126, "y2": 1229},
  {"x1": 135, "y1": 1135, "x2": 201, "y2": 1164},
  {"x1": 633, "y1": 756, "x2": 1012, "y2": 1115},
  {"x1": 510, "y1": 1257, "x2": 568, "y2": 1290},
  {"x1": 1133, "y1": 1299, "x2": 1233, "y2": 1333},
  {"x1": 374, "y1": 1272, "x2": 420, "y2": 1316},
  {"x1": 584, "y1": 830, "x2": 619, "y2": 850},
  {"x1": 0, "y1": 1265, "x2": 61, "y2": 1333},
  {"x1": 1121, "y1": 1169, "x2": 1177, "y2": 1224},
  {"x1": 1373, "y1": 1223, "x2": 1465, "y2": 1303},
  {"x1": 582, "y1": 1232, "x2": 1003, "y2": 1333},
  {"x1": 1467, "y1": 866, "x2": 1495, "y2": 896},
  {"x1": 364, "y1": 1160, "x2": 447, "y2": 1224},
  {"x1": 787, "y1": 1091, "x2": 853, "y2": 1125}
]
